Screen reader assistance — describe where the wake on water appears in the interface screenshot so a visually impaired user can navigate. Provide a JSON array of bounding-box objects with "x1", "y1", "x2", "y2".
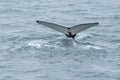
[{"x1": 8, "y1": 33, "x2": 106, "y2": 57}]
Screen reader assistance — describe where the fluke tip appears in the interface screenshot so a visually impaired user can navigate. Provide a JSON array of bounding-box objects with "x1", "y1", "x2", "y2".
[
  {"x1": 36, "y1": 20, "x2": 40, "y2": 23},
  {"x1": 95, "y1": 22, "x2": 99, "y2": 25}
]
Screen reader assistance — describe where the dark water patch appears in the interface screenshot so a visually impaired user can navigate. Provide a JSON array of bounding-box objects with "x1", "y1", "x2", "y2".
[
  {"x1": 0, "y1": 8, "x2": 24, "y2": 15},
  {"x1": 35, "y1": 75, "x2": 49, "y2": 79},
  {"x1": 110, "y1": 39, "x2": 120, "y2": 43},
  {"x1": 85, "y1": 15, "x2": 120, "y2": 22},
  {"x1": 58, "y1": 9, "x2": 88, "y2": 16},
  {"x1": 23, "y1": 69, "x2": 41, "y2": 74},
  {"x1": 0, "y1": 65, "x2": 7, "y2": 68},
  {"x1": 113, "y1": 15, "x2": 120, "y2": 19},
  {"x1": 1, "y1": 76, "x2": 21, "y2": 80},
  {"x1": 5, "y1": 35, "x2": 20, "y2": 42}
]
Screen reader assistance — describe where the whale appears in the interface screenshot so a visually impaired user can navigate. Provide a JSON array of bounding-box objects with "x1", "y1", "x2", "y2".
[{"x1": 36, "y1": 20, "x2": 99, "y2": 39}]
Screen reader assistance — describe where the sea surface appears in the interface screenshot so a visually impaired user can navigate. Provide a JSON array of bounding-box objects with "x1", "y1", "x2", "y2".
[{"x1": 0, "y1": 0, "x2": 120, "y2": 80}]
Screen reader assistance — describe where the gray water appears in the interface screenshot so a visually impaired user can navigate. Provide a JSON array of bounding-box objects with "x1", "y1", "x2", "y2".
[{"x1": 0, "y1": 0, "x2": 120, "y2": 80}]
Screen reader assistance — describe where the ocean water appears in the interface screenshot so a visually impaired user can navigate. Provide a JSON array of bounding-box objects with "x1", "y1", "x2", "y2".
[{"x1": 0, "y1": 0, "x2": 120, "y2": 80}]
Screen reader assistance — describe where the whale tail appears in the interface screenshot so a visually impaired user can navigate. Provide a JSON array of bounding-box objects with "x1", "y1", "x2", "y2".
[
  {"x1": 36, "y1": 20, "x2": 99, "y2": 38},
  {"x1": 36, "y1": 20, "x2": 68, "y2": 35}
]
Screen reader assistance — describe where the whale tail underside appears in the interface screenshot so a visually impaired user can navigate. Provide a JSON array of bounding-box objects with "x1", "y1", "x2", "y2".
[
  {"x1": 36, "y1": 20, "x2": 68, "y2": 35},
  {"x1": 69, "y1": 22, "x2": 99, "y2": 35},
  {"x1": 36, "y1": 20, "x2": 99, "y2": 36}
]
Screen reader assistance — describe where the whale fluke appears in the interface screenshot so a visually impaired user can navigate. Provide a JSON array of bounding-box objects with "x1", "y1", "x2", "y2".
[
  {"x1": 36, "y1": 20, "x2": 68, "y2": 35},
  {"x1": 36, "y1": 20, "x2": 99, "y2": 39}
]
